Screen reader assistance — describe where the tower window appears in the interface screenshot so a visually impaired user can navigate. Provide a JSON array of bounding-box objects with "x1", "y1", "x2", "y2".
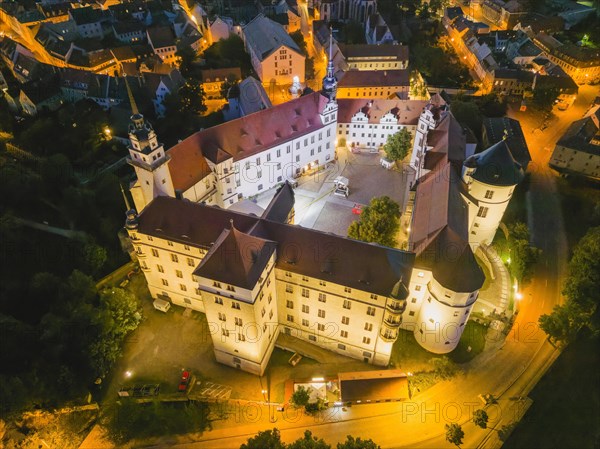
[
  {"x1": 477, "y1": 206, "x2": 489, "y2": 218},
  {"x1": 484, "y1": 190, "x2": 494, "y2": 199}
]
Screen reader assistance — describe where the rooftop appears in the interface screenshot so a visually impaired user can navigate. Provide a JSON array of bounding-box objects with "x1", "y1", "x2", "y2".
[
  {"x1": 337, "y1": 69, "x2": 410, "y2": 88},
  {"x1": 336, "y1": 43, "x2": 408, "y2": 61},
  {"x1": 243, "y1": 14, "x2": 302, "y2": 61},
  {"x1": 136, "y1": 196, "x2": 415, "y2": 296}
]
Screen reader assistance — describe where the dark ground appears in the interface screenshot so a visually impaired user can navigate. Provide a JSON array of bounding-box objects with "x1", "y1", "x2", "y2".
[{"x1": 503, "y1": 332, "x2": 600, "y2": 449}]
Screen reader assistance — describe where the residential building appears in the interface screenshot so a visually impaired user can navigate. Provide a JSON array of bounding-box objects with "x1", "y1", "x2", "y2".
[
  {"x1": 482, "y1": 117, "x2": 531, "y2": 170},
  {"x1": 242, "y1": 14, "x2": 305, "y2": 84},
  {"x1": 200, "y1": 67, "x2": 242, "y2": 100},
  {"x1": 333, "y1": 43, "x2": 408, "y2": 72},
  {"x1": 533, "y1": 71, "x2": 578, "y2": 109},
  {"x1": 19, "y1": 75, "x2": 63, "y2": 116},
  {"x1": 549, "y1": 108, "x2": 600, "y2": 180},
  {"x1": 112, "y1": 21, "x2": 146, "y2": 44},
  {"x1": 481, "y1": 0, "x2": 526, "y2": 29},
  {"x1": 224, "y1": 76, "x2": 273, "y2": 121},
  {"x1": 533, "y1": 32, "x2": 600, "y2": 84},
  {"x1": 365, "y1": 13, "x2": 395, "y2": 45},
  {"x1": 68, "y1": 6, "x2": 109, "y2": 39},
  {"x1": 143, "y1": 69, "x2": 184, "y2": 117},
  {"x1": 492, "y1": 68, "x2": 534, "y2": 97},
  {"x1": 147, "y1": 26, "x2": 178, "y2": 66},
  {"x1": 336, "y1": 69, "x2": 410, "y2": 99}
]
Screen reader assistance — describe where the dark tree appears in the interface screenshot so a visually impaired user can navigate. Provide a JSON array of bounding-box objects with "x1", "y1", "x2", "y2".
[
  {"x1": 445, "y1": 423, "x2": 464, "y2": 447},
  {"x1": 288, "y1": 430, "x2": 331, "y2": 449},
  {"x1": 472, "y1": 409, "x2": 489, "y2": 429},
  {"x1": 240, "y1": 428, "x2": 285, "y2": 449},
  {"x1": 348, "y1": 196, "x2": 401, "y2": 247},
  {"x1": 337, "y1": 435, "x2": 380, "y2": 449}
]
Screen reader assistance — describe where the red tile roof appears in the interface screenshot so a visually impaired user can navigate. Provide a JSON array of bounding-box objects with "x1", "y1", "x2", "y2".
[
  {"x1": 337, "y1": 99, "x2": 429, "y2": 125},
  {"x1": 167, "y1": 91, "x2": 329, "y2": 172}
]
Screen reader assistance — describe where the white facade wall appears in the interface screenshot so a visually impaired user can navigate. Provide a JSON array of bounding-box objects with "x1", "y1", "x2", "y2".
[
  {"x1": 402, "y1": 270, "x2": 478, "y2": 353},
  {"x1": 275, "y1": 268, "x2": 395, "y2": 365},
  {"x1": 198, "y1": 254, "x2": 279, "y2": 375},
  {"x1": 130, "y1": 232, "x2": 208, "y2": 312},
  {"x1": 209, "y1": 103, "x2": 338, "y2": 206},
  {"x1": 337, "y1": 111, "x2": 417, "y2": 150},
  {"x1": 462, "y1": 171, "x2": 515, "y2": 248},
  {"x1": 258, "y1": 45, "x2": 305, "y2": 84},
  {"x1": 550, "y1": 144, "x2": 600, "y2": 179}
]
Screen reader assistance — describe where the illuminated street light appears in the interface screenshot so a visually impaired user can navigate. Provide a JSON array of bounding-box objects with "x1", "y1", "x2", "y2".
[
  {"x1": 515, "y1": 292, "x2": 523, "y2": 300},
  {"x1": 125, "y1": 370, "x2": 132, "y2": 378}
]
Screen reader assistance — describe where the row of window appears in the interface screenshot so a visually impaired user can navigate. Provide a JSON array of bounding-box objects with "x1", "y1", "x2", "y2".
[
  {"x1": 286, "y1": 315, "x2": 374, "y2": 344},
  {"x1": 285, "y1": 299, "x2": 376, "y2": 316}
]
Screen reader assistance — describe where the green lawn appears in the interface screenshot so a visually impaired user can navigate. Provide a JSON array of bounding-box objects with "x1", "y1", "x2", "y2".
[
  {"x1": 503, "y1": 333, "x2": 600, "y2": 449},
  {"x1": 391, "y1": 330, "x2": 439, "y2": 372},
  {"x1": 448, "y1": 321, "x2": 487, "y2": 364}
]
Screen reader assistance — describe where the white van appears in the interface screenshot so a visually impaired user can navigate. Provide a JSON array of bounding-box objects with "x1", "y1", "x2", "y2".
[{"x1": 153, "y1": 298, "x2": 171, "y2": 313}]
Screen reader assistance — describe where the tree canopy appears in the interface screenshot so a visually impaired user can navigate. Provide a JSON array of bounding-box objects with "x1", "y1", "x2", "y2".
[
  {"x1": 473, "y1": 409, "x2": 489, "y2": 429},
  {"x1": 445, "y1": 423, "x2": 464, "y2": 446},
  {"x1": 348, "y1": 196, "x2": 401, "y2": 247},
  {"x1": 540, "y1": 226, "x2": 600, "y2": 344},
  {"x1": 239, "y1": 429, "x2": 380, "y2": 449},
  {"x1": 383, "y1": 128, "x2": 412, "y2": 162}
]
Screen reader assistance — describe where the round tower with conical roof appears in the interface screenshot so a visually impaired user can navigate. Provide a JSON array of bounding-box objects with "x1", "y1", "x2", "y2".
[{"x1": 462, "y1": 139, "x2": 525, "y2": 249}]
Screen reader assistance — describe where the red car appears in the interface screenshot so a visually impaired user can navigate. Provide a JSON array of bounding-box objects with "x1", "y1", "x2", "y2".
[{"x1": 178, "y1": 371, "x2": 190, "y2": 392}]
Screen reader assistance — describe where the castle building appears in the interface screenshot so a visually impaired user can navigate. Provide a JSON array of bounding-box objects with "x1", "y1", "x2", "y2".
[{"x1": 124, "y1": 38, "x2": 526, "y2": 371}]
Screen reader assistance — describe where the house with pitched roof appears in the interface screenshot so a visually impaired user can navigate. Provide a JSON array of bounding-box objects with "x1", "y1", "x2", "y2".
[
  {"x1": 242, "y1": 14, "x2": 305, "y2": 84},
  {"x1": 147, "y1": 26, "x2": 177, "y2": 65}
]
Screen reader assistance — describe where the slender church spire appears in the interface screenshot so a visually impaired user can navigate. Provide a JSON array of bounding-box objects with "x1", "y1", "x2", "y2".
[
  {"x1": 322, "y1": 26, "x2": 337, "y2": 102},
  {"x1": 124, "y1": 76, "x2": 139, "y2": 116},
  {"x1": 120, "y1": 182, "x2": 132, "y2": 211}
]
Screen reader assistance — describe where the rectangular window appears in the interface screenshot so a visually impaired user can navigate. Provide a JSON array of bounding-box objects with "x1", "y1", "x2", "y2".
[
  {"x1": 363, "y1": 337, "x2": 371, "y2": 344},
  {"x1": 343, "y1": 300, "x2": 351, "y2": 309},
  {"x1": 477, "y1": 206, "x2": 489, "y2": 218},
  {"x1": 411, "y1": 298, "x2": 417, "y2": 303},
  {"x1": 157, "y1": 264, "x2": 164, "y2": 273},
  {"x1": 308, "y1": 334, "x2": 317, "y2": 342},
  {"x1": 167, "y1": 241, "x2": 173, "y2": 247},
  {"x1": 176, "y1": 270, "x2": 183, "y2": 278},
  {"x1": 222, "y1": 329, "x2": 229, "y2": 337},
  {"x1": 409, "y1": 311, "x2": 415, "y2": 316},
  {"x1": 151, "y1": 248, "x2": 159, "y2": 257},
  {"x1": 341, "y1": 316, "x2": 349, "y2": 325},
  {"x1": 180, "y1": 284, "x2": 187, "y2": 291},
  {"x1": 301, "y1": 288, "x2": 309, "y2": 298},
  {"x1": 364, "y1": 322, "x2": 373, "y2": 331},
  {"x1": 215, "y1": 297, "x2": 223, "y2": 305},
  {"x1": 484, "y1": 190, "x2": 494, "y2": 199},
  {"x1": 318, "y1": 309, "x2": 325, "y2": 318},
  {"x1": 286, "y1": 300, "x2": 294, "y2": 309},
  {"x1": 317, "y1": 323, "x2": 325, "y2": 332},
  {"x1": 286, "y1": 284, "x2": 293, "y2": 293},
  {"x1": 338, "y1": 343, "x2": 346, "y2": 349},
  {"x1": 302, "y1": 304, "x2": 309, "y2": 313},
  {"x1": 302, "y1": 319, "x2": 309, "y2": 327},
  {"x1": 370, "y1": 294, "x2": 377, "y2": 300},
  {"x1": 171, "y1": 254, "x2": 178, "y2": 263},
  {"x1": 367, "y1": 306, "x2": 376, "y2": 316},
  {"x1": 161, "y1": 279, "x2": 168, "y2": 286},
  {"x1": 285, "y1": 271, "x2": 292, "y2": 277},
  {"x1": 234, "y1": 317, "x2": 243, "y2": 326},
  {"x1": 218, "y1": 312, "x2": 226, "y2": 321},
  {"x1": 213, "y1": 281, "x2": 221, "y2": 288},
  {"x1": 318, "y1": 293, "x2": 326, "y2": 302},
  {"x1": 344, "y1": 287, "x2": 351, "y2": 293},
  {"x1": 287, "y1": 314, "x2": 294, "y2": 322},
  {"x1": 226, "y1": 285, "x2": 235, "y2": 292},
  {"x1": 232, "y1": 302, "x2": 240, "y2": 310},
  {"x1": 187, "y1": 257, "x2": 195, "y2": 267},
  {"x1": 415, "y1": 285, "x2": 421, "y2": 291},
  {"x1": 238, "y1": 333, "x2": 245, "y2": 342}
]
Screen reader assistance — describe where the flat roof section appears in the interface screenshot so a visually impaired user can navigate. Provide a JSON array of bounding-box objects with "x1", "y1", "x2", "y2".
[{"x1": 339, "y1": 369, "x2": 409, "y2": 403}]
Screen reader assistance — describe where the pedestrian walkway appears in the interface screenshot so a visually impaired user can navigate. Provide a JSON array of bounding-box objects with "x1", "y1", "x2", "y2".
[
  {"x1": 275, "y1": 333, "x2": 358, "y2": 365},
  {"x1": 476, "y1": 244, "x2": 511, "y2": 316}
]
